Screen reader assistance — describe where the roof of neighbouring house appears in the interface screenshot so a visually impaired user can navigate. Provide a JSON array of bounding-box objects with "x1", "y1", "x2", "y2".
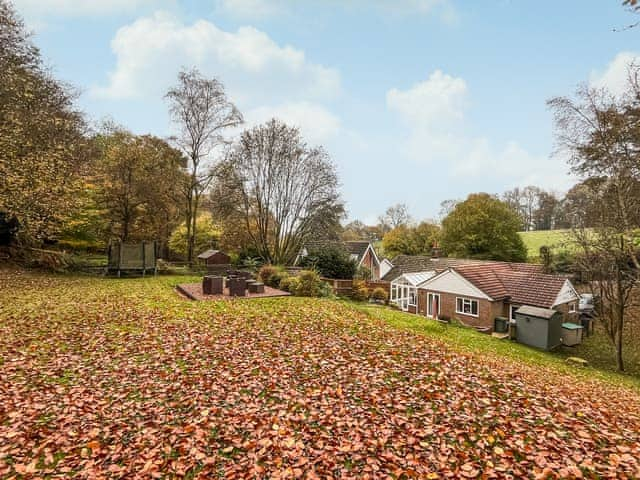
[
  {"x1": 451, "y1": 262, "x2": 571, "y2": 309},
  {"x1": 381, "y1": 255, "x2": 491, "y2": 282},
  {"x1": 197, "y1": 249, "x2": 227, "y2": 259},
  {"x1": 301, "y1": 240, "x2": 375, "y2": 264}
]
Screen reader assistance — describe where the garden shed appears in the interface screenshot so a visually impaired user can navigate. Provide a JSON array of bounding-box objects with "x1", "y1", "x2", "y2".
[
  {"x1": 197, "y1": 249, "x2": 231, "y2": 266},
  {"x1": 514, "y1": 305, "x2": 563, "y2": 351},
  {"x1": 107, "y1": 241, "x2": 157, "y2": 276}
]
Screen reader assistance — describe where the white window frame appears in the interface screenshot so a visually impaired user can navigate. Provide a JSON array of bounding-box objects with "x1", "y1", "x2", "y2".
[
  {"x1": 456, "y1": 297, "x2": 479, "y2": 317},
  {"x1": 408, "y1": 287, "x2": 417, "y2": 307},
  {"x1": 568, "y1": 302, "x2": 576, "y2": 313},
  {"x1": 391, "y1": 284, "x2": 397, "y2": 301},
  {"x1": 427, "y1": 292, "x2": 440, "y2": 318}
]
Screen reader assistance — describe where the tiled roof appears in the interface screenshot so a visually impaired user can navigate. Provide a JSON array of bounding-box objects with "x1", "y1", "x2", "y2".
[
  {"x1": 452, "y1": 263, "x2": 567, "y2": 309},
  {"x1": 381, "y1": 255, "x2": 490, "y2": 281}
]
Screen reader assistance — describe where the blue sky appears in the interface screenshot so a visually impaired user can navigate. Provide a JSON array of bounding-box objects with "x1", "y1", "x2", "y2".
[{"x1": 13, "y1": 0, "x2": 640, "y2": 223}]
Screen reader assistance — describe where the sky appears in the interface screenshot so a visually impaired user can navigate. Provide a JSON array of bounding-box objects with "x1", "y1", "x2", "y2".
[{"x1": 12, "y1": 0, "x2": 640, "y2": 224}]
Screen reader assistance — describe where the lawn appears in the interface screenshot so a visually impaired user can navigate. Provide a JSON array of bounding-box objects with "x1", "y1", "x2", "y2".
[
  {"x1": 518, "y1": 229, "x2": 577, "y2": 260},
  {"x1": 1, "y1": 268, "x2": 639, "y2": 478}
]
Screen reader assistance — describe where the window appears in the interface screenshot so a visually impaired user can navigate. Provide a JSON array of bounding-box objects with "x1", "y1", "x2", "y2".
[
  {"x1": 568, "y1": 302, "x2": 576, "y2": 313},
  {"x1": 408, "y1": 287, "x2": 417, "y2": 306},
  {"x1": 391, "y1": 285, "x2": 397, "y2": 301},
  {"x1": 456, "y1": 297, "x2": 479, "y2": 317}
]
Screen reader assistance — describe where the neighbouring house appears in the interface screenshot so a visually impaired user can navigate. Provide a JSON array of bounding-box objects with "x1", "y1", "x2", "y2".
[
  {"x1": 295, "y1": 240, "x2": 382, "y2": 280},
  {"x1": 416, "y1": 262, "x2": 580, "y2": 330},
  {"x1": 379, "y1": 258, "x2": 394, "y2": 280},
  {"x1": 197, "y1": 249, "x2": 231, "y2": 267}
]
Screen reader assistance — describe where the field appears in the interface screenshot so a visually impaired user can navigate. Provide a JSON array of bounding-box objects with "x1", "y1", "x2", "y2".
[
  {"x1": 518, "y1": 229, "x2": 577, "y2": 260},
  {"x1": 1, "y1": 268, "x2": 639, "y2": 478}
]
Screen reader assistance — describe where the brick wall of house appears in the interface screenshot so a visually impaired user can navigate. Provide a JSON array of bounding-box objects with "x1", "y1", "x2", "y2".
[
  {"x1": 554, "y1": 301, "x2": 580, "y2": 324},
  {"x1": 360, "y1": 249, "x2": 380, "y2": 280},
  {"x1": 417, "y1": 289, "x2": 500, "y2": 328}
]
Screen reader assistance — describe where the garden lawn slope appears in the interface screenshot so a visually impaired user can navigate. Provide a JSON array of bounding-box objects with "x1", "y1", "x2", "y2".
[{"x1": 0, "y1": 268, "x2": 639, "y2": 478}]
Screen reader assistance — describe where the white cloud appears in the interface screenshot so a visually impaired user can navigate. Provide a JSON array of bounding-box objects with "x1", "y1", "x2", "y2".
[
  {"x1": 245, "y1": 102, "x2": 341, "y2": 144},
  {"x1": 216, "y1": 0, "x2": 286, "y2": 19},
  {"x1": 589, "y1": 51, "x2": 640, "y2": 98},
  {"x1": 387, "y1": 69, "x2": 466, "y2": 128},
  {"x1": 387, "y1": 70, "x2": 571, "y2": 190},
  {"x1": 12, "y1": 0, "x2": 161, "y2": 17},
  {"x1": 91, "y1": 11, "x2": 340, "y2": 103}
]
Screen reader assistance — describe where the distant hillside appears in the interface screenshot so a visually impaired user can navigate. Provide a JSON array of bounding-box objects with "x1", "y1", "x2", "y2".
[{"x1": 519, "y1": 229, "x2": 578, "y2": 260}]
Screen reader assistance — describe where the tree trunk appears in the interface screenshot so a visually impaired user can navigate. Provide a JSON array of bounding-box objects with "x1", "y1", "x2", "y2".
[{"x1": 615, "y1": 327, "x2": 624, "y2": 372}]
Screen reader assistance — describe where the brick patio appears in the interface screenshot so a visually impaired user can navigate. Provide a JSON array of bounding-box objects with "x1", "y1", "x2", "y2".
[{"x1": 176, "y1": 283, "x2": 291, "y2": 301}]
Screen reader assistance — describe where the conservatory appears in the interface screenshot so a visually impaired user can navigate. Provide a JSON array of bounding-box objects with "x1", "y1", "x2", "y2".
[{"x1": 390, "y1": 271, "x2": 436, "y2": 313}]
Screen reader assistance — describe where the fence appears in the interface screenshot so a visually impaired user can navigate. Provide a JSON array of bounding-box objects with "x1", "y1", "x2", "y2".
[{"x1": 321, "y1": 278, "x2": 390, "y2": 297}]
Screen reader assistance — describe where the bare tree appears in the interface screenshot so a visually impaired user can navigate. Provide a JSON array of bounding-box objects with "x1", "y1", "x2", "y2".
[
  {"x1": 211, "y1": 119, "x2": 344, "y2": 264},
  {"x1": 548, "y1": 64, "x2": 640, "y2": 371},
  {"x1": 378, "y1": 203, "x2": 412, "y2": 233},
  {"x1": 165, "y1": 68, "x2": 243, "y2": 263}
]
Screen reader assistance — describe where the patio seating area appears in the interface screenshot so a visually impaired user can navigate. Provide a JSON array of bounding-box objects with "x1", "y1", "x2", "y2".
[{"x1": 176, "y1": 271, "x2": 290, "y2": 301}]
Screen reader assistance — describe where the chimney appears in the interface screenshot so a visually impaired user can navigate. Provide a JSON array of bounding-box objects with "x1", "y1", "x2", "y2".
[{"x1": 431, "y1": 241, "x2": 441, "y2": 259}]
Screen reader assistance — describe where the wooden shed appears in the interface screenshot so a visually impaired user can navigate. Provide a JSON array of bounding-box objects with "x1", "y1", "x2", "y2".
[{"x1": 197, "y1": 249, "x2": 231, "y2": 266}]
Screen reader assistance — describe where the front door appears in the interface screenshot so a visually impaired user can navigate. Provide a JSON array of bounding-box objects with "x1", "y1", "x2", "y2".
[{"x1": 427, "y1": 293, "x2": 440, "y2": 319}]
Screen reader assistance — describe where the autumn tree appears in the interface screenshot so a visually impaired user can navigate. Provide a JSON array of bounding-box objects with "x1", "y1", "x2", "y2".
[
  {"x1": 441, "y1": 193, "x2": 527, "y2": 262},
  {"x1": 211, "y1": 119, "x2": 344, "y2": 265},
  {"x1": 0, "y1": 1, "x2": 88, "y2": 245},
  {"x1": 91, "y1": 125, "x2": 187, "y2": 254},
  {"x1": 382, "y1": 222, "x2": 440, "y2": 258},
  {"x1": 166, "y1": 68, "x2": 243, "y2": 264},
  {"x1": 548, "y1": 65, "x2": 640, "y2": 371}
]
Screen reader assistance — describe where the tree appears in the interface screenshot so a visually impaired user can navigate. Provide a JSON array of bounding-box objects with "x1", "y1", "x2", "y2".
[
  {"x1": 439, "y1": 199, "x2": 460, "y2": 221},
  {"x1": 382, "y1": 222, "x2": 440, "y2": 258},
  {"x1": 533, "y1": 191, "x2": 560, "y2": 231},
  {"x1": 91, "y1": 125, "x2": 186, "y2": 251},
  {"x1": 441, "y1": 193, "x2": 528, "y2": 262},
  {"x1": 165, "y1": 68, "x2": 243, "y2": 264},
  {"x1": 0, "y1": 1, "x2": 88, "y2": 244},
  {"x1": 378, "y1": 203, "x2": 412, "y2": 233},
  {"x1": 211, "y1": 119, "x2": 344, "y2": 265},
  {"x1": 298, "y1": 245, "x2": 357, "y2": 279},
  {"x1": 168, "y1": 213, "x2": 221, "y2": 259},
  {"x1": 548, "y1": 66, "x2": 640, "y2": 371}
]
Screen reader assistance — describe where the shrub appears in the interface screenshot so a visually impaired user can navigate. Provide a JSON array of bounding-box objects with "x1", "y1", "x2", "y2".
[
  {"x1": 259, "y1": 264, "x2": 282, "y2": 287},
  {"x1": 354, "y1": 265, "x2": 372, "y2": 280},
  {"x1": 351, "y1": 280, "x2": 369, "y2": 302},
  {"x1": 270, "y1": 270, "x2": 289, "y2": 289},
  {"x1": 371, "y1": 287, "x2": 388, "y2": 303},
  {"x1": 279, "y1": 275, "x2": 299, "y2": 293},
  {"x1": 298, "y1": 245, "x2": 357, "y2": 279},
  {"x1": 293, "y1": 270, "x2": 324, "y2": 297}
]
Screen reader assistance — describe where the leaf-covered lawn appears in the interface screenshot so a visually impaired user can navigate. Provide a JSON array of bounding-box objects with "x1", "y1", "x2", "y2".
[{"x1": 0, "y1": 269, "x2": 639, "y2": 479}]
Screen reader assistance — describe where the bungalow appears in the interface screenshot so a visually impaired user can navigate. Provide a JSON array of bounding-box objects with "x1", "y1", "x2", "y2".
[
  {"x1": 416, "y1": 262, "x2": 580, "y2": 330},
  {"x1": 386, "y1": 255, "x2": 491, "y2": 312},
  {"x1": 295, "y1": 240, "x2": 382, "y2": 280}
]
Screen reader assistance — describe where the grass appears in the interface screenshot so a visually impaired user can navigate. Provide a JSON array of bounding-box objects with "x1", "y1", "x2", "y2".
[
  {"x1": 518, "y1": 229, "x2": 578, "y2": 259},
  {"x1": 351, "y1": 302, "x2": 640, "y2": 390},
  {"x1": 0, "y1": 267, "x2": 639, "y2": 477}
]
